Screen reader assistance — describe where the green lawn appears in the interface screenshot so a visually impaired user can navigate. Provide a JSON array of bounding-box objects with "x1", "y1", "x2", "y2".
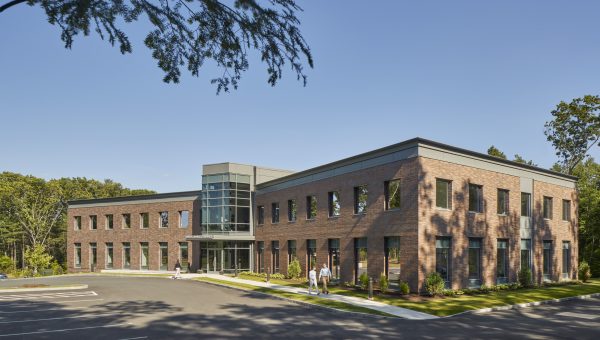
[{"x1": 196, "y1": 277, "x2": 396, "y2": 317}]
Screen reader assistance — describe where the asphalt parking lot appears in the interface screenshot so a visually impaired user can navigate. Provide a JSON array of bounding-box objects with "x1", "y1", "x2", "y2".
[{"x1": 0, "y1": 275, "x2": 599, "y2": 339}]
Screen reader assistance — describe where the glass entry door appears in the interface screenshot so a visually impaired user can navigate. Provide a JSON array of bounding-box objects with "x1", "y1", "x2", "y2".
[{"x1": 207, "y1": 249, "x2": 222, "y2": 273}]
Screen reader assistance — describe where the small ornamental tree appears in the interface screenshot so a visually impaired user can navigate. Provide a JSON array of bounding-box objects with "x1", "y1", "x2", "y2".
[
  {"x1": 425, "y1": 272, "x2": 445, "y2": 296},
  {"x1": 359, "y1": 272, "x2": 369, "y2": 290},
  {"x1": 518, "y1": 267, "x2": 533, "y2": 287},
  {"x1": 379, "y1": 273, "x2": 389, "y2": 294},
  {"x1": 287, "y1": 258, "x2": 301, "y2": 280},
  {"x1": 579, "y1": 261, "x2": 592, "y2": 282},
  {"x1": 24, "y1": 244, "x2": 53, "y2": 276}
]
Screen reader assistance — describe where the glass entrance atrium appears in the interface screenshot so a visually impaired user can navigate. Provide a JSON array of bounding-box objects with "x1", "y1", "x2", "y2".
[{"x1": 201, "y1": 173, "x2": 252, "y2": 235}]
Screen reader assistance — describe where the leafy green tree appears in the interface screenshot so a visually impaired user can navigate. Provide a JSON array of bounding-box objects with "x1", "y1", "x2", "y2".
[
  {"x1": 0, "y1": 255, "x2": 14, "y2": 273},
  {"x1": 487, "y1": 146, "x2": 507, "y2": 159},
  {"x1": 544, "y1": 95, "x2": 600, "y2": 174},
  {"x1": 513, "y1": 154, "x2": 537, "y2": 166},
  {"x1": 287, "y1": 258, "x2": 301, "y2": 279},
  {"x1": 24, "y1": 244, "x2": 53, "y2": 275},
  {"x1": 0, "y1": 0, "x2": 313, "y2": 93}
]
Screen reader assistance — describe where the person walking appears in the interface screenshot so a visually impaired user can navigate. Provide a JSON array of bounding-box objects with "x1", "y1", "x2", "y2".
[
  {"x1": 174, "y1": 259, "x2": 182, "y2": 279},
  {"x1": 308, "y1": 266, "x2": 320, "y2": 295},
  {"x1": 319, "y1": 263, "x2": 331, "y2": 294}
]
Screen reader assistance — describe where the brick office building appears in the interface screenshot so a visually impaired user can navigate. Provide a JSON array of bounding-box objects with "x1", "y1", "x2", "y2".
[{"x1": 67, "y1": 138, "x2": 578, "y2": 292}]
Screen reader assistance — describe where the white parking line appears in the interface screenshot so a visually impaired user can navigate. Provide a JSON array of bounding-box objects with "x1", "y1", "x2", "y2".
[
  {"x1": 0, "y1": 312, "x2": 117, "y2": 324},
  {"x1": 0, "y1": 322, "x2": 132, "y2": 337},
  {"x1": 56, "y1": 298, "x2": 104, "y2": 303},
  {"x1": 0, "y1": 291, "x2": 97, "y2": 301}
]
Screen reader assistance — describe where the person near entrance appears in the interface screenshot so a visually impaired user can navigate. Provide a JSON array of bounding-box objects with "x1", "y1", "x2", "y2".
[
  {"x1": 319, "y1": 263, "x2": 331, "y2": 294},
  {"x1": 174, "y1": 260, "x2": 182, "y2": 279},
  {"x1": 308, "y1": 266, "x2": 320, "y2": 295}
]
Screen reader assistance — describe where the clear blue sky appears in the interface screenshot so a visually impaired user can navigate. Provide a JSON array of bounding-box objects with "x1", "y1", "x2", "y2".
[{"x1": 1, "y1": 1, "x2": 599, "y2": 192}]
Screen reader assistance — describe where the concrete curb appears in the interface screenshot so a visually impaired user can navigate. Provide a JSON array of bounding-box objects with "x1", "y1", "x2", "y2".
[
  {"x1": 0, "y1": 284, "x2": 89, "y2": 293},
  {"x1": 447, "y1": 292, "x2": 600, "y2": 318},
  {"x1": 196, "y1": 279, "x2": 403, "y2": 320}
]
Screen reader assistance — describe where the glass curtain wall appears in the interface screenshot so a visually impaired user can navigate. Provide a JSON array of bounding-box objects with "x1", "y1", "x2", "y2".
[{"x1": 201, "y1": 173, "x2": 251, "y2": 235}]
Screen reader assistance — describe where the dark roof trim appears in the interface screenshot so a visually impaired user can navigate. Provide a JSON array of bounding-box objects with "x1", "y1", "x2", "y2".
[
  {"x1": 257, "y1": 137, "x2": 577, "y2": 189},
  {"x1": 68, "y1": 190, "x2": 202, "y2": 206}
]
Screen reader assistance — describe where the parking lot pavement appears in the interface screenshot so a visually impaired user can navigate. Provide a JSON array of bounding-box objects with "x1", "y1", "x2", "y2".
[{"x1": 0, "y1": 275, "x2": 599, "y2": 339}]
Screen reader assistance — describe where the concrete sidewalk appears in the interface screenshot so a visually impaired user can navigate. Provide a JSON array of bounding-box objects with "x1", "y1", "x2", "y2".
[
  {"x1": 100, "y1": 269, "x2": 202, "y2": 279},
  {"x1": 199, "y1": 274, "x2": 437, "y2": 320}
]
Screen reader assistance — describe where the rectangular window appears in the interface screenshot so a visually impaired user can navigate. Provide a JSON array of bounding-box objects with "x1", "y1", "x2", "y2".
[
  {"x1": 436, "y1": 179, "x2": 452, "y2": 209},
  {"x1": 287, "y1": 199, "x2": 297, "y2": 222},
  {"x1": 385, "y1": 236, "x2": 401, "y2": 288},
  {"x1": 74, "y1": 216, "x2": 82, "y2": 230},
  {"x1": 287, "y1": 240, "x2": 297, "y2": 264},
  {"x1": 468, "y1": 238, "x2": 482, "y2": 286},
  {"x1": 328, "y1": 239, "x2": 340, "y2": 281},
  {"x1": 562, "y1": 241, "x2": 571, "y2": 279},
  {"x1": 562, "y1": 200, "x2": 571, "y2": 221},
  {"x1": 105, "y1": 214, "x2": 114, "y2": 230},
  {"x1": 384, "y1": 179, "x2": 401, "y2": 210},
  {"x1": 543, "y1": 241, "x2": 552, "y2": 281},
  {"x1": 272, "y1": 241, "x2": 280, "y2": 273},
  {"x1": 521, "y1": 193, "x2": 531, "y2": 217},
  {"x1": 353, "y1": 185, "x2": 368, "y2": 214},
  {"x1": 140, "y1": 213, "x2": 149, "y2": 229},
  {"x1": 271, "y1": 202, "x2": 280, "y2": 223},
  {"x1": 468, "y1": 184, "x2": 483, "y2": 213},
  {"x1": 257, "y1": 241, "x2": 265, "y2": 273},
  {"x1": 307, "y1": 239, "x2": 317, "y2": 273},
  {"x1": 306, "y1": 196, "x2": 317, "y2": 219},
  {"x1": 159, "y1": 211, "x2": 169, "y2": 228},
  {"x1": 257, "y1": 206, "x2": 265, "y2": 225},
  {"x1": 159, "y1": 242, "x2": 168, "y2": 271},
  {"x1": 122, "y1": 214, "x2": 131, "y2": 229},
  {"x1": 179, "y1": 210, "x2": 189, "y2": 228},
  {"x1": 354, "y1": 237, "x2": 368, "y2": 283},
  {"x1": 106, "y1": 243, "x2": 113, "y2": 269},
  {"x1": 122, "y1": 242, "x2": 131, "y2": 269},
  {"x1": 140, "y1": 242, "x2": 149, "y2": 270},
  {"x1": 179, "y1": 242, "x2": 189, "y2": 272},
  {"x1": 543, "y1": 197, "x2": 553, "y2": 220},
  {"x1": 520, "y1": 239, "x2": 531, "y2": 271},
  {"x1": 328, "y1": 191, "x2": 340, "y2": 217},
  {"x1": 497, "y1": 189, "x2": 509, "y2": 215},
  {"x1": 74, "y1": 243, "x2": 81, "y2": 268},
  {"x1": 90, "y1": 243, "x2": 97, "y2": 267},
  {"x1": 496, "y1": 239, "x2": 508, "y2": 284},
  {"x1": 90, "y1": 215, "x2": 97, "y2": 230},
  {"x1": 436, "y1": 237, "x2": 451, "y2": 286}
]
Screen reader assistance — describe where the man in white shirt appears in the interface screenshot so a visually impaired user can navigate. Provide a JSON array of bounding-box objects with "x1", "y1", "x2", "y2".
[
  {"x1": 319, "y1": 263, "x2": 331, "y2": 294},
  {"x1": 308, "y1": 267, "x2": 319, "y2": 295}
]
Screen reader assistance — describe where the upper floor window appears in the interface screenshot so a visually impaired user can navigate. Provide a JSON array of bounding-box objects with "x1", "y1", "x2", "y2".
[
  {"x1": 384, "y1": 179, "x2": 401, "y2": 210},
  {"x1": 90, "y1": 215, "x2": 97, "y2": 230},
  {"x1": 468, "y1": 184, "x2": 483, "y2": 213},
  {"x1": 271, "y1": 202, "x2": 280, "y2": 223},
  {"x1": 328, "y1": 191, "x2": 340, "y2": 217},
  {"x1": 159, "y1": 211, "x2": 169, "y2": 228},
  {"x1": 543, "y1": 196, "x2": 553, "y2": 220},
  {"x1": 122, "y1": 214, "x2": 131, "y2": 229},
  {"x1": 74, "y1": 216, "x2": 82, "y2": 230},
  {"x1": 306, "y1": 195, "x2": 317, "y2": 219},
  {"x1": 105, "y1": 214, "x2": 114, "y2": 230},
  {"x1": 353, "y1": 185, "x2": 368, "y2": 214},
  {"x1": 179, "y1": 210, "x2": 189, "y2": 228},
  {"x1": 562, "y1": 200, "x2": 571, "y2": 221},
  {"x1": 257, "y1": 206, "x2": 265, "y2": 225},
  {"x1": 436, "y1": 179, "x2": 452, "y2": 209},
  {"x1": 521, "y1": 193, "x2": 531, "y2": 217},
  {"x1": 140, "y1": 212, "x2": 149, "y2": 229},
  {"x1": 287, "y1": 199, "x2": 297, "y2": 222},
  {"x1": 497, "y1": 189, "x2": 509, "y2": 215}
]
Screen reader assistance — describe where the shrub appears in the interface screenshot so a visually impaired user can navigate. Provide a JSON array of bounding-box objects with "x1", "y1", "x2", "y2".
[
  {"x1": 518, "y1": 268, "x2": 532, "y2": 288},
  {"x1": 508, "y1": 282, "x2": 521, "y2": 290},
  {"x1": 51, "y1": 261, "x2": 64, "y2": 275},
  {"x1": 425, "y1": 272, "x2": 445, "y2": 296},
  {"x1": 479, "y1": 284, "x2": 491, "y2": 294},
  {"x1": 240, "y1": 271, "x2": 286, "y2": 280},
  {"x1": 399, "y1": 281, "x2": 410, "y2": 295},
  {"x1": 0, "y1": 255, "x2": 14, "y2": 273},
  {"x1": 287, "y1": 259, "x2": 301, "y2": 280},
  {"x1": 359, "y1": 272, "x2": 369, "y2": 290},
  {"x1": 379, "y1": 273, "x2": 389, "y2": 294},
  {"x1": 579, "y1": 261, "x2": 592, "y2": 282}
]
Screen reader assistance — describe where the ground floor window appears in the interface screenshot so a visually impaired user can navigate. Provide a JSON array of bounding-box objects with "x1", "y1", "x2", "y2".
[
  {"x1": 328, "y1": 239, "x2": 340, "y2": 281},
  {"x1": 122, "y1": 242, "x2": 131, "y2": 269},
  {"x1": 106, "y1": 243, "x2": 113, "y2": 269},
  {"x1": 385, "y1": 236, "x2": 400, "y2": 289},
  {"x1": 435, "y1": 237, "x2": 451, "y2": 287},
  {"x1": 200, "y1": 241, "x2": 251, "y2": 273},
  {"x1": 543, "y1": 240, "x2": 552, "y2": 280},
  {"x1": 307, "y1": 239, "x2": 317, "y2": 275},
  {"x1": 140, "y1": 242, "x2": 149, "y2": 270},
  {"x1": 288, "y1": 240, "x2": 297, "y2": 264},
  {"x1": 468, "y1": 238, "x2": 482, "y2": 287},
  {"x1": 74, "y1": 243, "x2": 81, "y2": 268},
  {"x1": 257, "y1": 241, "x2": 265, "y2": 273},
  {"x1": 496, "y1": 239, "x2": 508, "y2": 284},
  {"x1": 90, "y1": 243, "x2": 97, "y2": 269},
  {"x1": 520, "y1": 239, "x2": 531, "y2": 271},
  {"x1": 179, "y1": 242, "x2": 189, "y2": 272},
  {"x1": 272, "y1": 241, "x2": 280, "y2": 273},
  {"x1": 562, "y1": 241, "x2": 571, "y2": 279},
  {"x1": 354, "y1": 237, "x2": 368, "y2": 283},
  {"x1": 159, "y1": 242, "x2": 168, "y2": 271}
]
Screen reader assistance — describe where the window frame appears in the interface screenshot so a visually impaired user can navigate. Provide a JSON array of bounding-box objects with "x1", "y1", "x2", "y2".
[
  {"x1": 122, "y1": 213, "x2": 131, "y2": 229},
  {"x1": 468, "y1": 184, "x2": 484, "y2": 213},
  {"x1": 257, "y1": 206, "x2": 265, "y2": 225},
  {"x1": 562, "y1": 200, "x2": 571, "y2": 221},
  {"x1": 159, "y1": 211, "x2": 169, "y2": 228},
  {"x1": 497, "y1": 189, "x2": 509, "y2": 216},
  {"x1": 179, "y1": 210, "x2": 189, "y2": 228},
  {"x1": 521, "y1": 193, "x2": 531, "y2": 217},
  {"x1": 496, "y1": 239, "x2": 508, "y2": 284},
  {"x1": 105, "y1": 214, "x2": 114, "y2": 230},
  {"x1": 384, "y1": 179, "x2": 401, "y2": 211},
  {"x1": 271, "y1": 202, "x2": 280, "y2": 224},
  {"x1": 89, "y1": 215, "x2": 97, "y2": 230},
  {"x1": 140, "y1": 213, "x2": 149, "y2": 229},
  {"x1": 306, "y1": 195, "x2": 317, "y2": 220},
  {"x1": 353, "y1": 185, "x2": 368, "y2": 215},
  {"x1": 468, "y1": 238, "x2": 482, "y2": 286},
  {"x1": 543, "y1": 196, "x2": 553, "y2": 220},
  {"x1": 74, "y1": 216, "x2": 82, "y2": 231},
  {"x1": 287, "y1": 199, "x2": 297, "y2": 222},
  {"x1": 435, "y1": 179, "x2": 453, "y2": 210},
  {"x1": 74, "y1": 243, "x2": 82, "y2": 268},
  {"x1": 327, "y1": 191, "x2": 341, "y2": 217}
]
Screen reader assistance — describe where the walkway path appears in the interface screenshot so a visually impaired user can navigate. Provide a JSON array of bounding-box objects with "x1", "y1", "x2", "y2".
[{"x1": 199, "y1": 274, "x2": 437, "y2": 320}]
